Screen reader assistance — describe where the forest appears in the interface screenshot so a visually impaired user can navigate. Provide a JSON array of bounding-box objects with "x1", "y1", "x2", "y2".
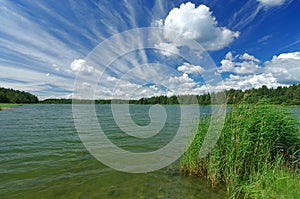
[
  {"x1": 40, "y1": 84, "x2": 300, "y2": 105},
  {"x1": 0, "y1": 87, "x2": 38, "y2": 103}
]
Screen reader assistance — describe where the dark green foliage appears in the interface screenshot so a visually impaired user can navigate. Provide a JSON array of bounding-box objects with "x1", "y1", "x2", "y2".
[
  {"x1": 180, "y1": 102, "x2": 300, "y2": 198},
  {"x1": 40, "y1": 98, "x2": 112, "y2": 104},
  {"x1": 40, "y1": 98, "x2": 72, "y2": 104},
  {"x1": 227, "y1": 84, "x2": 300, "y2": 105},
  {"x1": 0, "y1": 87, "x2": 38, "y2": 103}
]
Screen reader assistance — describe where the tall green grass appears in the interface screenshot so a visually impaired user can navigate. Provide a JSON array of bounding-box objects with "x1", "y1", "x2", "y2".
[{"x1": 180, "y1": 102, "x2": 300, "y2": 198}]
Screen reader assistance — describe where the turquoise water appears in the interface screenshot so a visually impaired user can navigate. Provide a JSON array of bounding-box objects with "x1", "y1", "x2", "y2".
[{"x1": 0, "y1": 104, "x2": 227, "y2": 199}]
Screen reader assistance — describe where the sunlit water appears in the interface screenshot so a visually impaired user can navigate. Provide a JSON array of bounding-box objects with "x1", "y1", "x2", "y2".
[{"x1": 0, "y1": 104, "x2": 228, "y2": 199}]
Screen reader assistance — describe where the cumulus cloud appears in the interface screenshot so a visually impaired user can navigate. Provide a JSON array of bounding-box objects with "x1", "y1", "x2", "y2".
[
  {"x1": 168, "y1": 73, "x2": 195, "y2": 86},
  {"x1": 218, "y1": 52, "x2": 262, "y2": 74},
  {"x1": 107, "y1": 76, "x2": 118, "y2": 82},
  {"x1": 257, "y1": 0, "x2": 285, "y2": 7},
  {"x1": 177, "y1": 62, "x2": 205, "y2": 74},
  {"x1": 70, "y1": 59, "x2": 87, "y2": 72},
  {"x1": 225, "y1": 51, "x2": 235, "y2": 60},
  {"x1": 239, "y1": 53, "x2": 260, "y2": 62},
  {"x1": 218, "y1": 51, "x2": 300, "y2": 91},
  {"x1": 166, "y1": 73, "x2": 197, "y2": 94},
  {"x1": 156, "y1": 2, "x2": 239, "y2": 53},
  {"x1": 264, "y1": 52, "x2": 300, "y2": 83},
  {"x1": 277, "y1": 52, "x2": 300, "y2": 59},
  {"x1": 221, "y1": 73, "x2": 283, "y2": 90},
  {"x1": 70, "y1": 59, "x2": 97, "y2": 74}
]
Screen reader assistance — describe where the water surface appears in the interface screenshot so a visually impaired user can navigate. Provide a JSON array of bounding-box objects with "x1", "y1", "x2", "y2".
[{"x1": 0, "y1": 104, "x2": 227, "y2": 198}]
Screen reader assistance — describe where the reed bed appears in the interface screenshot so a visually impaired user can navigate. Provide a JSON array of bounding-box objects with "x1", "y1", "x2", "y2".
[{"x1": 180, "y1": 102, "x2": 300, "y2": 198}]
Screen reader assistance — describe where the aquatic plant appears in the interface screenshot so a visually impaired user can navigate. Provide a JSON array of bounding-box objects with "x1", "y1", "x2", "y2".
[{"x1": 180, "y1": 102, "x2": 300, "y2": 198}]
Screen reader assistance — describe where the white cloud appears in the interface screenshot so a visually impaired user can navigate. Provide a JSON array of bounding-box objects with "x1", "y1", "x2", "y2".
[
  {"x1": 162, "y1": 2, "x2": 239, "y2": 51},
  {"x1": 151, "y1": 19, "x2": 163, "y2": 28},
  {"x1": 218, "y1": 52, "x2": 262, "y2": 74},
  {"x1": 107, "y1": 80, "x2": 142, "y2": 99},
  {"x1": 239, "y1": 53, "x2": 260, "y2": 62},
  {"x1": 166, "y1": 73, "x2": 198, "y2": 94},
  {"x1": 264, "y1": 52, "x2": 300, "y2": 83},
  {"x1": 70, "y1": 59, "x2": 86, "y2": 72},
  {"x1": 154, "y1": 42, "x2": 180, "y2": 56},
  {"x1": 221, "y1": 73, "x2": 283, "y2": 90},
  {"x1": 177, "y1": 63, "x2": 205, "y2": 74},
  {"x1": 277, "y1": 52, "x2": 300, "y2": 59},
  {"x1": 258, "y1": 34, "x2": 272, "y2": 43},
  {"x1": 218, "y1": 51, "x2": 300, "y2": 90},
  {"x1": 257, "y1": 0, "x2": 285, "y2": 7},
  {"x1": 168, "y1": 73, "x2": 195, "y2": 85},
  {"x1": 225, "y1": 51, "x2": 234, "y2": 60},
  {"x1": 70, "y1": 59, "x2": 97, "y2": 74},
  {"x1": 107, "y1": 76, "x2": 118, "y2": 82},
  {"x1": 82, "y1": 82, "x2": 91, "y2": 87}
]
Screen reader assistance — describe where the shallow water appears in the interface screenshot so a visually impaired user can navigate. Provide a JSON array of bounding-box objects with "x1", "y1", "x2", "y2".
[{"x1": 0, "y1": 104, "x2": 228, "y2": 199}]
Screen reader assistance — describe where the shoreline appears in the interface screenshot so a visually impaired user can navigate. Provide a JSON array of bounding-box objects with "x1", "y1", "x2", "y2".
[{"x1": 0, "y1": 103, "x2": 22, "y2": 111}]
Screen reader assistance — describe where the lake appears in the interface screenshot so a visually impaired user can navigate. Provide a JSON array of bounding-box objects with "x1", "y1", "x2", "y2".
[{"x1": 0, "y1": 104, "x2": 298, "y2": 198}]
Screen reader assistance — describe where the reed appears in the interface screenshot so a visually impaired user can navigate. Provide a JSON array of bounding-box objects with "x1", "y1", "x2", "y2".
[{"x1": 180, "y1": 102, "x2": 300, "y2": 198}]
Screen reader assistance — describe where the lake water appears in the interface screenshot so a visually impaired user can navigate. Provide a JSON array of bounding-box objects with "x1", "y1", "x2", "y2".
[
  {"x1": 0, "y1": 104, "x2": 298, "y2": 198},
  {"x1": 0, "y1": 104, "x2": 227, "y2": 199}
]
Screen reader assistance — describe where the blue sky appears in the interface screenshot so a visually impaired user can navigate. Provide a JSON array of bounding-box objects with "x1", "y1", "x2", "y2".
[{"x1": 0, "y1": 0, "x2": 299, "y2": 99}]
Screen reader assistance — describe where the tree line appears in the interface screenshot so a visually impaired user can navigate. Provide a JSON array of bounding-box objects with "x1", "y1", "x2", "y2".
[
  {"x1": 0, "y1": 87, "x2": 38, "y2": 103},
  {"x1": 226, "y1": 84, "x2": 300, "y2": 105},
  {"x1": 2, "y1": 84, "x2": 298, "y2": 105},
  {"x1": 39, "y1": 84, "x2": 300, "y2": 105}
]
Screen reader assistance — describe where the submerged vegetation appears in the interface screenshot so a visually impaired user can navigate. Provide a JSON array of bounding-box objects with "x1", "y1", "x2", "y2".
[{"x1": 180, "y1": 102, "x2": 300, "y2": 198}]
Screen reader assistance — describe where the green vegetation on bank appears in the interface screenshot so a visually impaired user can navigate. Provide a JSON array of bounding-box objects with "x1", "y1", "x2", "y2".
[
  {"x1": 180, "y1": 102, "x2": 300, "y2": 198},
  {"x1": 0, "y1": 103, "x2": 22, "y2": 110},
  {"x1": 0, "y1": 87, "x2": 38, "y2": 103},
  {"x1": 0, "y1": 103, "x2": 22, "y2": 107},
  {"x1": 40, "y1": 84, "x2": 300, "y2": 106}
]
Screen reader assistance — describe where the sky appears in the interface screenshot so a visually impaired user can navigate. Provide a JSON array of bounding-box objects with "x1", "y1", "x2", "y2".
[{"x1": 0, "y1": 0, "x2": 299, "y2": 100}]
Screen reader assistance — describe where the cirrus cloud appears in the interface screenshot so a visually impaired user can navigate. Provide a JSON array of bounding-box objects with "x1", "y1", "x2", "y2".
[
  {"x1": 154, "y1": 42, "x2": 180, "y2": 56},
  {"x1": 257, "y1": 0, "x2": 285, "y2": 7}
]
